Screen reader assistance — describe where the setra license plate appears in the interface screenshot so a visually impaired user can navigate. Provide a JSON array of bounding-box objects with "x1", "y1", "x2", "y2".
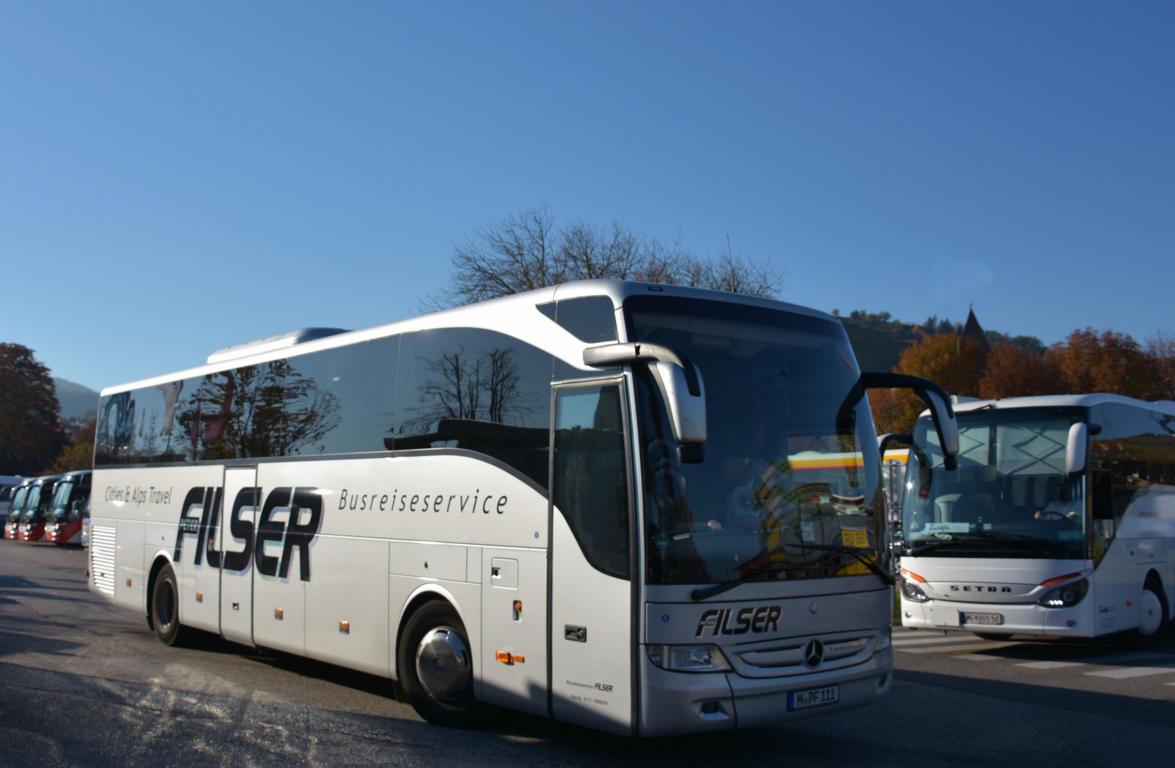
[
  {"x1": 961, "y1": 612, "x2": 1004, "y2": 626},
  {"x1": 788, "y1": 685, "x2": 840, "y2": 711}
]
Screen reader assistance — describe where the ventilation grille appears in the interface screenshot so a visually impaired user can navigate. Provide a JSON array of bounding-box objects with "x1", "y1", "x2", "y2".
[{"x1": 90, "y1": 525, "x2": 116, "y2": 596}]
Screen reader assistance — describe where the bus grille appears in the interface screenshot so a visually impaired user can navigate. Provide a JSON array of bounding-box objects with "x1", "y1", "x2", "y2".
[
  {"x1": 734, "y1": 633, "x2": 875, "y2": 677},
  {"x1": 90, "y1": 526, "x2": 116, "y2": 596}
]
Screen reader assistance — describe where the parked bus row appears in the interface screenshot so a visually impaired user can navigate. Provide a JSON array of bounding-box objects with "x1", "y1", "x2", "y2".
[
  {"x1": 2, "y1": 470, "x2": 92, "y2": 545},
  {"x1": 87, "y1": 279, "x2": 960, "y2": 736}
]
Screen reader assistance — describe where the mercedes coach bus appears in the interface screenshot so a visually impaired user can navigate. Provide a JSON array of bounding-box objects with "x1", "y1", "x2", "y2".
[
  {"x1": 898, "y1": 394, "x2": 1175, "y2": 642},
  {"x1": 89, "y1": 280, "x2": 958, "y2": 736}
]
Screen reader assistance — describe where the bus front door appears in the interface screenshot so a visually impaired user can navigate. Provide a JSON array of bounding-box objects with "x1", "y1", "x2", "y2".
[{"x1": 549, "y1": 381, "x2": 636, "y2": 735}]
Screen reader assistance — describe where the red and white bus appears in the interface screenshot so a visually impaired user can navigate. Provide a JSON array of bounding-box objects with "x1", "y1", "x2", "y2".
[{"x1": 43, "y1": 470, "x2": 92, "y2": 545}]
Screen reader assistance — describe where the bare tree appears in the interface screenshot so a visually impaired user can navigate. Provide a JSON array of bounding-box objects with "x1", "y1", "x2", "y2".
[
  {"x1": 431, "y1": 208, "x2": 781, "y2": 307},
  {"x1": 1148, "y1": 332, "x2": 1175, "y2": 401}
]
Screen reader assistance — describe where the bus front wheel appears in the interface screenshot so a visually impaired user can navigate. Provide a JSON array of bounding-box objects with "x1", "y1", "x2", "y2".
[
  {"x1": 1135, "y1": 581, "x2": 1169, "y2": 641},
  {"x1": 151, "y1": 564, "x2": 193, "y2": 647},
  {"x1": 398, "y1": 602, "x2": 476, "y2": 727}
]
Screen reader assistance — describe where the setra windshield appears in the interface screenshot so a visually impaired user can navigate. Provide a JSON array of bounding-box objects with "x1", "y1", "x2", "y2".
[
  {"x1": 626, "y1": 297, "x2": 883, "y2": 586},
  {"x1": 901, "y1": 407, "x2": 1087, "y2": 559}
]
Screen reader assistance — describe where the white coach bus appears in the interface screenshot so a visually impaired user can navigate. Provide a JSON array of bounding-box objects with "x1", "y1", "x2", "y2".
[
  {"x1": 89, "y1": 279, "x2": 957, "y2": 736},
  {"x1": 899, "y1": 394, "x2": 1175, "y2": 642}
]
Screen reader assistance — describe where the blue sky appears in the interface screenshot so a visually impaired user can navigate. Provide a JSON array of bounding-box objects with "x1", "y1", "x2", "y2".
[{"x1": 3, "y1": 2, "x2": 1173, "y2": 391}]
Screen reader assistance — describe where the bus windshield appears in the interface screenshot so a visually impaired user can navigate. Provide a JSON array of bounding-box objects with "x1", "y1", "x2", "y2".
[
  {"x1": 21, "y1": 487, "x2": 43, "y2": 520},
  {"x1": 902, "y1": 407, "x2": 1087, "y2": 559},
  {"x1": 9, "y1": 487, "x2": 28, "y2": 516},
  {"x1": 626, "y1": 297, "x2": 883, "y2": 586},
  {"x1": 50, "y1": 481, "x2": 76, "y2": 518}
]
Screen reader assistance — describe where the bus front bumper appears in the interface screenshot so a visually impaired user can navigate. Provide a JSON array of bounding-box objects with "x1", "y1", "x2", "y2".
[
  {"x1": 638, "y1": 647, "x2": 892, "y2": 736},
  {"x1": 901, "y1": 598, "x2": 1096, "y2": 637}
]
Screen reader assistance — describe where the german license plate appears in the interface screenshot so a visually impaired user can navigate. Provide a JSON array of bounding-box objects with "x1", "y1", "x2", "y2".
[
  {"x1": 961, "y1": 612, "x2": 1003, "y2": 626},
  {"x1": 788, "y1": 685, "x2": 839, "y2": 711}
]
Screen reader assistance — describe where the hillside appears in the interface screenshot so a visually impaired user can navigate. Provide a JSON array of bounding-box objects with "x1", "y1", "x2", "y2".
[
  {"x1": 838, "y1": 311, "x2": 1045, "y2": 373},
  {"x1": 54, "y1": 378, "x2": 99, "y2": 421}
]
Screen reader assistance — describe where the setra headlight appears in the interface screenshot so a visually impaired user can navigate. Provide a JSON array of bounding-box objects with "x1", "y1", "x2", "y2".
[
  {"x1": 647, "y1": 644, "x2": 732, "y2": 673},
  {"x1": 900, "y1": 579, "x2": 930, "y2": 603},
  {"x1": 1038, "y1": 579, "x2": 1088, "y2": 608}
]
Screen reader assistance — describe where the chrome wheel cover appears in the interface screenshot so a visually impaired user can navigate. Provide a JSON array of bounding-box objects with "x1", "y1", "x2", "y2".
[{"x1": 415, "y1": 626, "x2": 471, "y2": 702}]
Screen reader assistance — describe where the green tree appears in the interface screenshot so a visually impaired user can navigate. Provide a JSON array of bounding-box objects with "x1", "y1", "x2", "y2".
[
  {"x1": 50, "y1": 419, "x2": 96, "y2": 473},
  {"x1": 0, "y1": 343, "x2": 67, "y2": 475}
]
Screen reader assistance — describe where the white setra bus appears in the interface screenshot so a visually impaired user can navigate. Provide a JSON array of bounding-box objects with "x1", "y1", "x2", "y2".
[
  {"x1": 899, "y1": 394, "x2": 1175, "y2": 641},
  {"x1": 89, "y1": 279, "x2": 958, "y2": 735}
]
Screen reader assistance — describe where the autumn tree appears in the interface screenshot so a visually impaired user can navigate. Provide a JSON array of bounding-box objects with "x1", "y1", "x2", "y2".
[
  {"x1": 50, "y1": 419, "x2": 96, "y2": 474},
  {"x1": 0, "y1": 343, "x2": 67, "y2": 475},
  {"x1": 1148, "y1": 332, "x2": 1175, "y2": 401},
  {"x1": 871, "y1": 334, "x2": 988, "y2": 434},
  {"x1": 434, "y1": 208, "x2": 780, "y2": 307},
  {"x1": 978, "y1": 344, "x2": 1059, "y2": 400},
  {"x1": 1047, "y1": 329, "x2": 1158, "y2": 399}
]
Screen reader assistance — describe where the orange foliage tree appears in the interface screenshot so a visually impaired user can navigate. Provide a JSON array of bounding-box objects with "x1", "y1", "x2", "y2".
[
  {"x1": 978, "y1": 344, "x2": 1059, "y2": 399},
  {"x1": 871, "y1": 334, "x2": 988, "y2": 434},
  {"x1": 1047, "y1": 329, "x2": 1158, "y2": 399}
]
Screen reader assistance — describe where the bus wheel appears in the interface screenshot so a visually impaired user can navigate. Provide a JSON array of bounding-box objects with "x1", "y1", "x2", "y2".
[
  {"x1": 398, "y1": 602, "x2": 476, "y2": 727},
  {"x1": 1135, "y1": 581, "x2": 1168, "y2": 641},
  {"x1": 151, "y1": 565, "x2": 192, "y2": 647}
]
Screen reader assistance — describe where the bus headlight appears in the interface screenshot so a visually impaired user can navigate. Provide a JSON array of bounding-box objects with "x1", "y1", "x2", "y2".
[
  {"x1": 647, "y1": 644, "x2": 732, "y2": 673},
  {"x1": 900, "y1": 579, "x2": 930, "y2": 603},
  {"x1": 1038, "y1": 579, "x2": 1088, "y2": 609}
]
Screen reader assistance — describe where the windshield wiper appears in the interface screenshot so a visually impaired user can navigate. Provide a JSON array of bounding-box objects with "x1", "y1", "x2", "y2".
[
  {"x1": 691, "y1": 543, "x2": 892, "y2": 602},
  {"x1": 908, "y1": 531, "x2": 1058, "y2": 555},
  {"x1": 785, "y1": 543, "x2": 895, "y2": 586},
  {"x1": 691, "y1": 561, "x2": 800, "y2": 602},
  {"x1": 963, "y1": 530, "x2": 1060, "y2": 553}
]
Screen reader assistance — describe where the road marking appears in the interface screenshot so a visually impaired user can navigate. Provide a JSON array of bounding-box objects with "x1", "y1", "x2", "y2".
[
  {"x1": 1084, "y1": 666, "x2": 1175, "y2": 680},
  {"x1": 893, "y1": 634, "x2": 983, "y2": 647},
  {"x1": 954, "y1": 654, "x2": 1001, "y2": 662},
  {"x1": 1015, "y1": 661, "x2": 1086, "y2": 670},
  {"x1": 900, "y1": 642, "x2": 1017, "y2": 655}
]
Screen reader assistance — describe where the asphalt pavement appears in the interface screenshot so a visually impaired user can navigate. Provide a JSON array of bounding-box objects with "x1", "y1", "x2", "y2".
[{"x1": 1, "y1": 539, "x2": 1172, "y2": 767}]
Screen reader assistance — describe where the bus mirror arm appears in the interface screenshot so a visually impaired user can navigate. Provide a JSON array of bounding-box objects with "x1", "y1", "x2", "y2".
[
  {"x1": 878, "y1": 433, "x2": 912, "y2": 458},
  {"x1": 853, "y1": 373, "x2": 960, "y2": 471},
  {"x1": 583, "y1": 343, "x2": 707, "y2": 456}
]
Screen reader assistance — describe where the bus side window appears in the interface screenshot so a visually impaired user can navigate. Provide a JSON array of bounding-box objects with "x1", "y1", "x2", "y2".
[{"x1": 552, "y1": 385, "x2": 630, "y2": 578}]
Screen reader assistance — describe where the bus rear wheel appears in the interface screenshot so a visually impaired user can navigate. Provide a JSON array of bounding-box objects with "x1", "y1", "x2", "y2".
[
  {"x1": 151, "y1": 564, "x2": 193, "y2": 647},
  {"x1": 398, "y1": 602, "x2": 476, "y2": 727}
]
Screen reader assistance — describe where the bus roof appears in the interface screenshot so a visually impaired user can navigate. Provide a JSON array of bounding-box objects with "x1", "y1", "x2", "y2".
[
  {"x1": 937, "y1": 394, "x2": 1175, "y2": 418},
  {"x1": 100, "y1": 279, "x2": 836, "y2": 396}
]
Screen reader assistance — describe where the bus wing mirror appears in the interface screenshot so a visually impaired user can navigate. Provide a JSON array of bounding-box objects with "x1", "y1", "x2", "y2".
[
  {"x1": 1066, "y1": 422, "x2": 1088, "y2": 474},
  {"x1": 583, "y1": 342, "x2": 707, "y2": 453},
  {"x1": 856, "y1": 373, "x2": 960, "y2": 471}
]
